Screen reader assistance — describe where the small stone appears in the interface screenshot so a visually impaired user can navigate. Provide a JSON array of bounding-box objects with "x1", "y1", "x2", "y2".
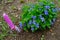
[
  {"x1": 15, "y1": 15, "x2": 18, "y2": 18},
  {"x1": 50, "y1": 29, "x2": 53, "y2": 32},
  {"x1": 18, "y1": 8, "x2": 21, "y2": 10},
  {"x1": 57, "y1": 20, "x2": 60, "y2": 22},
  {"x1": 0, "y1": 22, "x2": 2, "y2": 24},
  {"x1": 41, "y1": 37, "x2": 44, "y2": 40},
  {"x1": 14, "y1": 36, "x2": 16, "y2": 39},
  {"x1": 11, "y1": 13, "x2": 14, "y2": 15},
  {"x1": 51, "y1": 33, "x2": 55, "y2": 36},
  {"x1": 42, "y1": 35, "x2": 44, "y2": 38}
]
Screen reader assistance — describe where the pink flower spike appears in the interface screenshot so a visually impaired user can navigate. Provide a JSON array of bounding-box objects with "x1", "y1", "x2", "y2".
[{"x1": 3, "y1": 13, "x2": 15, "y2": 30}]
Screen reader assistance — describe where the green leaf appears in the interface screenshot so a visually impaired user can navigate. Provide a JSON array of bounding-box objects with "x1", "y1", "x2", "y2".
[
  {"x1": 35, "y1": 27, "x2": 38, "y2": 31},
  {"x1": 7, "y1": 0, "x2": 13, "y2": 3},
  {"x1": 49, "y1": 15, "x2": 53, "y2": 18},
  {"x1": 27, "y1": 25, "x2": 30, "y2": 29},
  {"x1": 23, "y1": 26, "x2": 27, "y2": 31}
]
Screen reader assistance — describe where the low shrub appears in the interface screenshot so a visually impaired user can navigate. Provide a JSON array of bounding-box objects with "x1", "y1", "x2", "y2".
[{"x1": 19, "y1": 1, "x2": 57, "y2": 32}]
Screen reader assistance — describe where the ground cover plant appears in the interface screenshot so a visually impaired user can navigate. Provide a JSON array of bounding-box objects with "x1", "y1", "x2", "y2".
[{"x1": 19, "y1": 0, "x2": 57, "y2": 32}]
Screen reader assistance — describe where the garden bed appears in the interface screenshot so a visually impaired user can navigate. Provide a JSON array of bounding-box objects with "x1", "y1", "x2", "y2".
[{"x1": 0, "y1": 0, "x2": 60, "y2": 40}]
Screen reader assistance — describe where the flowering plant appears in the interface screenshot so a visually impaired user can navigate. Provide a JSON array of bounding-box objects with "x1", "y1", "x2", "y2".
[{"x1": 19, "y1": 1, "x2": 57, "y2": 32}]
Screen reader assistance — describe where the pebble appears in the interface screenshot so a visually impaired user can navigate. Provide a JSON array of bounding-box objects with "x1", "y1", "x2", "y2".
[
  {"x1": 51, "y1": 33, "x2": 56, "y2": 36},
  {"x1": 57, "y1": 20, "x2": 60, "y2": 22},
  {"x1": 51, "y1": 33, "x2": 55, "y2": 36},
  {"x1": 15, "y1": 15, "x2": 18, "y2": 18},
  {"x1": 41, "y1": 37, "x2": 44, "y2": 40},
  {"x1": 0, "y1": 22, "x2": 2, "y2": 24},
  {"x1": 42, "y1": 35, "x2": 44, "y2": 38},
  {"x1": 50, "y1": 29, "x2": 53, "y2": 32},
  {"x1": 18, "y1": 7, "x2": 21, "y2": 10}
]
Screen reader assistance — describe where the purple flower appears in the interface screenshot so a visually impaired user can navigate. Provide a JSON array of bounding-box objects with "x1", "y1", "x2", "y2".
[
  {"x1": 31, "y1": 27, "x2": 34, "y2": 31},
  {"x1": 45, "y1": 6, "x2": 50, "y2": 9},
  {"x1": 41, "y1": 17, "x2": 45, "y2": 22},
  {"x1": 33, "y1": 20, "x2": 36, "y2": 25},
  {"x1": 39, "y1": 15, "x2": 45, "y2": 22},
  {"x1": 36, "y1": 23, "x2": 39, "y2": 28},
  {"x1": 19, "y1": 22, "x2": 22, "y2": 29},
  {"x1": 44, "y1": 10, "x2": 48, "y2": 15},
  {"x1": 24, "y1": 23, "x2": 26, "y2": 26},
  {"x1": 3, "y1": 13, "x2": 15, "y2": 30},
  {"x1": 32, "y1": 16, "x2": 36, "y2": 19},
  {"x1": 39, "y1": 15, "x2": 42, "y2": 18},
  {"x1": 29, "y1": 20, "x2": 32, "y2": 25},
  {"x1": 52, "y1": 8, "x2": 57, "y2": 12}
]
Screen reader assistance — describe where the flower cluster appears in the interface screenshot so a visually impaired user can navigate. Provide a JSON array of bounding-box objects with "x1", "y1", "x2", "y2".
[{"x1": 19, "y1": 1, "x2": 57, "y2": 32}]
